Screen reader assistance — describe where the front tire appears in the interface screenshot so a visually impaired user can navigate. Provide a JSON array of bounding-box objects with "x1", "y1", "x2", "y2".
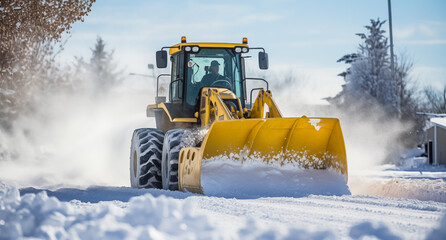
[
  {"x1": 130, "y1": 128, "x2": 164, "y2": 188},
  {"x1": 161, "y1": 129, "x2": 193, "y2": 190}
]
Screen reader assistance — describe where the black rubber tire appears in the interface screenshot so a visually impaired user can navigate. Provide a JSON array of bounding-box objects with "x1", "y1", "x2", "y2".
[
  {"x1": 161, "y1": 129, "x2": 194, "y2": 190},
  {"x1": 130, "y1": 128, "x2": 164, "y2": 188}
]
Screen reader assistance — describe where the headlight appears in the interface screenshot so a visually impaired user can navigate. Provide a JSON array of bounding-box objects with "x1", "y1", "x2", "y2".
[
  {"x1": 184, "y1": 46, "x2": 192, "y2": 52},
  {"x1": 192, "y1": 46, "x2": 199, "y2": 52},
  {"x1": 235, "y1": 47, "x2": 242, "y2": 53},
  {"x1": 242, "y1": 47, "x2": 249, "y2": 53}
]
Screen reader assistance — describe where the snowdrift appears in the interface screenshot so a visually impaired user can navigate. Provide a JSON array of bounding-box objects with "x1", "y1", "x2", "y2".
[
  {"x1": 0, "y1": 187, "x2": 336, "y2": 239},
  {"x1": 350, "y1": 177, "x2": 446, "y2": 203},
  {"x1": 1, "y1": 186, "x2": 444, "y2": 239}
]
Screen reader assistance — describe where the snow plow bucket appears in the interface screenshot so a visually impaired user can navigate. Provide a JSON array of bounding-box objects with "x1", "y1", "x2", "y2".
[{"x1": 178, "y1": 117, "x2": 347, "y2": 194}]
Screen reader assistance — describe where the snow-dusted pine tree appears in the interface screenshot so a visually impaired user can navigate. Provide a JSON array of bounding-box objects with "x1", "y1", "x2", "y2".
[
  {"x1": 90, "y1": 37, "x2": 122, "y2": 90},
  {"x1": 71, "y1": 37, "x2": 122, "y2": 94},
  {"x1": 329, "y1": 19, "x2": 427, "y2": 145},
  {"x1": 330, "y1": 19, "x2": 400, "y2": 114}
]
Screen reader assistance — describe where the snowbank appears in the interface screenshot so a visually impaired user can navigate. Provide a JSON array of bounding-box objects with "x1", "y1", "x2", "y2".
[
  {"x1": 348, "y1": 148, "x2": 446, "y2": 203},
  {"x1": 2, "y1": 185, "x2": 444, "y2": 239},
  {"x1": 349, "y1": 221, "x2": 401, "y2": 240},
  {"x1": 426, "y1": 213, "x2": 446, "y2": 240},
  {"x1": 0, "y1": 187, "x2": 205, "y2": 239},
  {"x1": 0, "y1": 187, "x2": 214, "y2": 239},
  {"x1": 201, "y1": 157, "x2": 350, "y2": 198},
  {"x1": 396, "y1": 149, "x2": 446, "y2": 171},
  {"x1": 350, "y1": 177, "x2": 446, "y2": 203},
  {"x1": 0, "y1": 187, "x2": 338, "y2": 239}
]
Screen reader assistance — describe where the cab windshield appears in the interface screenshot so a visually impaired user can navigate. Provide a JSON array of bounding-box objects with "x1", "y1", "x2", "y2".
[{"x1": 185, "y1": 48, "x2": 243, "y2": 107}]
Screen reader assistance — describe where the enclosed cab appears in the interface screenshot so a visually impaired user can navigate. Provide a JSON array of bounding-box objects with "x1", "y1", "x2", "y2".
[{"x1": 147, "y1": 37, "x2": 269, "y2": 132}]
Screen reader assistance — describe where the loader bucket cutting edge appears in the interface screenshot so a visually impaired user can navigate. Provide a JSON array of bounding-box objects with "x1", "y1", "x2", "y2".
[{"x1": 178, "y1": 117, "x2": 347, "y2": 194}]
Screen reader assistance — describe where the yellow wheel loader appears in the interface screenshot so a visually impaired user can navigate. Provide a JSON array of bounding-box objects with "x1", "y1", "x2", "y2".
[{"x1": 130, "y1": 37, "x2": 347, "y2": 194}]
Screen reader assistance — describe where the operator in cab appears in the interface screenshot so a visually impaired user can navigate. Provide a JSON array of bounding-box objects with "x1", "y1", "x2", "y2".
[{"x1": 200, "y1": 60, "x2": 232, "y2": 89}]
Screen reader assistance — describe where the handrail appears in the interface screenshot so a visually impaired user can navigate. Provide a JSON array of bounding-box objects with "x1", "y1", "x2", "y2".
[
  {"x1": 243, "y1": 77, "x2": 269, "y2": 90},
  {"x1": 161, "y1": 46, "x2": 180, "y2": 51},
  {"x1": 250, "y1": 87, "x2": 264, "y2": 109}
]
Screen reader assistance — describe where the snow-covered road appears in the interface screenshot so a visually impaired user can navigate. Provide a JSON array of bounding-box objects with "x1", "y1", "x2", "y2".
[
  {"x1": 2, "y1": 153, "x2": 446, "y2": 239},
  {"x1": 194, "y1": 194, "x2": 445, "y2": 239},
  {"x1": 1, "y1": 176, "x2": 444, "y2": 240}
]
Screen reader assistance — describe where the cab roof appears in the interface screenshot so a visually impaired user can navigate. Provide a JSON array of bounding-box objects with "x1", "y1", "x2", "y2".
[{"x1": 169, "y1": 42, "x2": 249, "y2": 55}]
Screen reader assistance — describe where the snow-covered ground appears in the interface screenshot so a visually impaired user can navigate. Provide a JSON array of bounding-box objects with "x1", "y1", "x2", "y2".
[
  {"x1": 1, "y1": 183, "x2": 445, "y2": 239},
  {"x1": 1, "y1": 80, "x2": 445, "y2": 239},
  {"x1": 1, "y1": 152, "x2": 446, "y2": 240}
]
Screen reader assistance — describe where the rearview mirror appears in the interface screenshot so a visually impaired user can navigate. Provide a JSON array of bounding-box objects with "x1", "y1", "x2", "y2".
[
  {"x1": 259, "y1": 52, "x2": 269, "y2": 70},
  {"x1": 156, "y1": 50, "x2": 168, "y2": 68}
]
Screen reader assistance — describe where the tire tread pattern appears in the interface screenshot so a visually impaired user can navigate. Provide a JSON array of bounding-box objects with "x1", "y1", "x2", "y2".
[
  {"x1": 163, "y1": 129, "x2": 193, "y2": 190},
  {"x1": 132, "y1": 128, "x2": 164, "y2": 188}
]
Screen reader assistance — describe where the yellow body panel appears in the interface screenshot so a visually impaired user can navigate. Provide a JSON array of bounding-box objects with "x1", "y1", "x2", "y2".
[
  {"x1": 199, "y1": 87, "x2": 243, "y2": 126},
  {"x1": 147, "y1": 103, "x2": 197, "y2": 123},
  {"x1": 178, "y1": 147, "x2": 203, "y2": 194},
  {"x1": 179, "y1": 117, "x2": 347, "y2": 194},
  {"x1": 250, "y1": 90, "x2": 282, "y2": 118}
]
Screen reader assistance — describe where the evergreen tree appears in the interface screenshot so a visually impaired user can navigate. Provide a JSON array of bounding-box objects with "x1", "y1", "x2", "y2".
[
  {"x1": 90, "y1": 37, "x2": 122, "y2": 91},
  {"x1": 331, "y1": 19, "x2": 399, "y2": 113},
  {"x1": 72, "y1": 36, "x2": 122, "y2": 93},
  {"x1": 330, "y1": 19, "x2": 425, "y2": 145}
]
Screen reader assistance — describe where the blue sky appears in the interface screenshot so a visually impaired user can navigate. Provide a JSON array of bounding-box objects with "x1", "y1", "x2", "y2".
[{"x1": 59, "y1": 0, "x2": 446, "y2": 102}]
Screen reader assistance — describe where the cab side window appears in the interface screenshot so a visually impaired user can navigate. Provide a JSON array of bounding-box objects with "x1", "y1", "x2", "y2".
[{"x1": 170, "y1": 53, "x2": 184, "y2": 101}]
